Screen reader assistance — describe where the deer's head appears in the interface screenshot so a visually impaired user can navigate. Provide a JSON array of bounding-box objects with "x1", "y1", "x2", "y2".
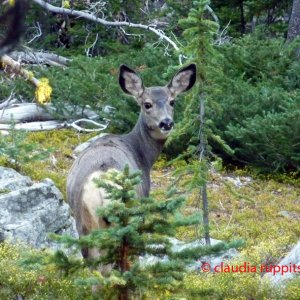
[{"x1": 119, "y1": 64, "x2": 196, "y2": 140}]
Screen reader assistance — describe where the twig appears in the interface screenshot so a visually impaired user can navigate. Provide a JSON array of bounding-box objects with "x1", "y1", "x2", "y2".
[
  {"x1": 0, "y1": 118, "x2": 110, "y2": 132},
  {"x1": 69, "y1": 118, "x2": 109, "y2": 132},
  {"x1": 0, "y1": 91, "x2": 18, "y2": 121},
  {"x1": 219, "y1": 199, "x2": 225, "y2": 210},
  {"x1": 26, "y1": 22, "x2": 42, "y2": 44},
  {"x1": 84, "y1": 32, "x2": 99, "y2": 57},
  {"x1": 119, "y1": 27, "x2": 143, "y2": 38},
  {"x1": 225, "y1": 209, "x2": 234, "y2": 230}
]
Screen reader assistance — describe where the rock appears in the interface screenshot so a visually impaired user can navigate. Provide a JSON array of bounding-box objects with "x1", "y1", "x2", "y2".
[
  {"x1": 264, "y1": 240, "x2": 300, "y2": 285},
  {"x1": 139, "y1": 237, "x2": 239, "y2": 272},
  {"x1": 73, "y1": 133, "x2": 108, "y2": 157},
  {"x1": 278, "y1": 210, "x2": 300, "y2": 220},
  {"x1": 223, "y1": 176, "x2": 252, "y2": 188},
  {"x1": 0, "y1": 167, "x2": 78, "y2": 251},
  {"x1": 278, "y1": 211, "x2": 291, "y2": 219},
  {"x1": 0, "y1": 167, "x2": 31, "y2": 191}
]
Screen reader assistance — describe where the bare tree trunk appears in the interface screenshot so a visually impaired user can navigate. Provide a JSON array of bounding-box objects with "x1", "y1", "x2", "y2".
[
  {"x1": 240, "y1": 0, "x2": 246, "y2": 35},
  {"x1": 0, "y1": 0, "x2": 26, "y2": 57},
  {"x1": 251, "y1": 15, "x2": 257, "y2": 33},
  {"x1": 117, "y1": 237, "x2": 130, "y2": 300},
  {"x1": 287, "y1": 0, "x2": 300, "y2": 41},
  {"x1": 199, "y1": 93, "x2": 210, "y2": 246}
]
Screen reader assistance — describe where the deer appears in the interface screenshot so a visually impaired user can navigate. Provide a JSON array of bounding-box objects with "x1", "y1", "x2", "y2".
[{"x1": 67, "y1": 63, "x2": 196, "y2": 265}]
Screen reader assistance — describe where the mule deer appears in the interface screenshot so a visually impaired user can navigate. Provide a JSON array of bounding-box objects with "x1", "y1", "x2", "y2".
[{"x1": 67, "y1": 64, "x2": 196, "y2": 261}]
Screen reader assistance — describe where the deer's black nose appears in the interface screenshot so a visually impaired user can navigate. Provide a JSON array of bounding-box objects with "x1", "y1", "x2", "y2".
[{"x1": 159, "y1": 119, "x2": 174, "y2": 131}]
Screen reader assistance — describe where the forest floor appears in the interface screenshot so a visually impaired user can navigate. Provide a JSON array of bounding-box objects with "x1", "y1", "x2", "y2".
[
  {"x1": 151, "y1": 163, "x2": 300, "y2": 299},
  {"x1": 0, "y1": 129, "x2": 299, "y2": 299}
]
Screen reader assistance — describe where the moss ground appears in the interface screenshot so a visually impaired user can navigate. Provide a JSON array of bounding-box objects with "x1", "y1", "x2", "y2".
[
  {"x1": 151, "y1": 159, "x2": 300, "y2": 300},
  {"x1": 0, "y1": 130, "x2": 299, "y2": 299}
]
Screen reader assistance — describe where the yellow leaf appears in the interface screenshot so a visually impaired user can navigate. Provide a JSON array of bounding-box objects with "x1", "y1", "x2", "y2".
[{"x1": 35, "y1": 78, "x2": 52, "y2": 104}]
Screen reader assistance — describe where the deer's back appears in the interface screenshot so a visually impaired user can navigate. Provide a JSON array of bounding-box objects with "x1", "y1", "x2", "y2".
[{"x1": 67, "y1": 134, "x2": 148, "y2": 234}]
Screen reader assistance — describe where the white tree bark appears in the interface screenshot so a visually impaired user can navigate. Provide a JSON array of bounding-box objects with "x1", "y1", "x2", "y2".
[
  {"x1": 0, "y1": 120, "x2": 65, "y2": 131},
  {"x1": 0, "y1": 103, "x2": 107, "y2": 132},
  {"x1": 1, "y1": 55, "x2": 40, "y2": 87},
  {"x1": 0, "y1": 103, "x2": 98, "y2": 124}
]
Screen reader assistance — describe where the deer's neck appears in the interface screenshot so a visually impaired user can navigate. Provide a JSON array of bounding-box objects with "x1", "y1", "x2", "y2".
[{"x1": 124, "y1": 114, "x2": 165, "y2": 172}]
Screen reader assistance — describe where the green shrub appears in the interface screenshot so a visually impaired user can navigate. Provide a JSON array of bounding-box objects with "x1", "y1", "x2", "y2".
[
  {"x1": 210, "y1": 35, "x2": 300, "y2": 172},
  {"x1": 13, "y1": 46, "x2": 177, "y2": 134},
  {"x1": 0, "y1": 123, "x2": 53, "y2": 172},
  {"x1": 0, "y1": 242, "x2": 92, "y2": 300},
  {"x1": 169, "y1": 30, "x2": 300, "y2": 173}
]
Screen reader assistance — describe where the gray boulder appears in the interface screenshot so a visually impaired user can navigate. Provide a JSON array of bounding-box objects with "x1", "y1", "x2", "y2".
[
  {"x1": 139, "y1": 237, "x2": 239, "y2": 271},
  {"x1": 265, "y1": 240, "x2": 300, "y2": 285},
  {"x1": 0, "y1": 167, "x2": 78, "y2": 250}
]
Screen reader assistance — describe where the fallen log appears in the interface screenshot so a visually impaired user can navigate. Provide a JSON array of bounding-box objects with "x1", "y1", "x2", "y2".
[
  {"x1": 9, "y1": 51, "x2": 71, "y2": 67},
  {"x1": 0, "y1": 103, "x2": 53, "y2": 123},
  {"x1": 0, "y1": 120, "x2": 65, "y2": 131},
  {"x1": 0, "y1": 102, "x2": 98, "y2": 124}
]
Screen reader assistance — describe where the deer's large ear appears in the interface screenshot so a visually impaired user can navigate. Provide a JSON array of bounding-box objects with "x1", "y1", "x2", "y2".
[
  {"x1": 119, "y1": 65, "x2": 144, "y2": 97},
  {"x1": 168, "y1": 64, "x2": 196, "y2": 97}
]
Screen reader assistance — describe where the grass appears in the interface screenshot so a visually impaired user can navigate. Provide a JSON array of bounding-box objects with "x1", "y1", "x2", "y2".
[
  {"x1": 151, "y1": 159, "x2": 300, "y2": 299},
  {"x1": 0, "y1": 130, "x2": 299, "y2": 299}
]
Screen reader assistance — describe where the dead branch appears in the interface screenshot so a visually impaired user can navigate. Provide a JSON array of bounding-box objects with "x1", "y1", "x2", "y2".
[
  {"x1": 1, "y1": 54, "x2": 54, "y2": 104},
  {"x1": 31, "y1": 0, "x2": 179, "y2": 51},
  {"x1": 9, "y1": 51, "x2": 71, "y2": 67},
  {"x1": 0, "y1": 91, "x2": 18, "y2": 110},
  {"x1": 1, "y1": 54, "x2": 40, "y2": 87},
  {"x1": 26, "y1": 22, "x2": 42, "y2": 44},
  {"x1": 84, "y1": 31, "x2": 99, "y2": 57}
]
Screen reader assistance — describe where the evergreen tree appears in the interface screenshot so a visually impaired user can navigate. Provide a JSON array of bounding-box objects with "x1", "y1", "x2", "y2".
[
  {"x1": 0, "y1": 122, "x2": 52, "y2": 172},
  {"x1": 171, "y1": 0, "x2": 233, "y2": 157},
  {"x1": 169, "y1": 0, "x2": 229, "y2": 243},
  {"x1": 47, "y1": 166, "x2": 240, "y2": 299}
]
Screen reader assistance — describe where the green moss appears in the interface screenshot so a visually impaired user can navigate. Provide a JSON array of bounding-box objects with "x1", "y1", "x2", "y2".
[
  {"x1": 0, "y1": 188, "x2": 10, "y2": 194},
  {"x1": 0, "y1": 242, "x2": 93, "y2": 300},
  {"x1": 13, "y1": 129, "x2": 98, "y2": 198},
  {"x1": 154, "y1": 165, "x2": 300, "y2": 299},
  {"x1": 0, "y1": 129, "x2": 299, "y2": 299}
]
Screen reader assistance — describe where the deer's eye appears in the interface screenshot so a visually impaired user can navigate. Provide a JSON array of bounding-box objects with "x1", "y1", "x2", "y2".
[
  {"x1": 170, "y1": 100, "x2": 175, "y2": 107},
  {"x1": 144, "y1": 102, "x2": 153, "y2": 110}
]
